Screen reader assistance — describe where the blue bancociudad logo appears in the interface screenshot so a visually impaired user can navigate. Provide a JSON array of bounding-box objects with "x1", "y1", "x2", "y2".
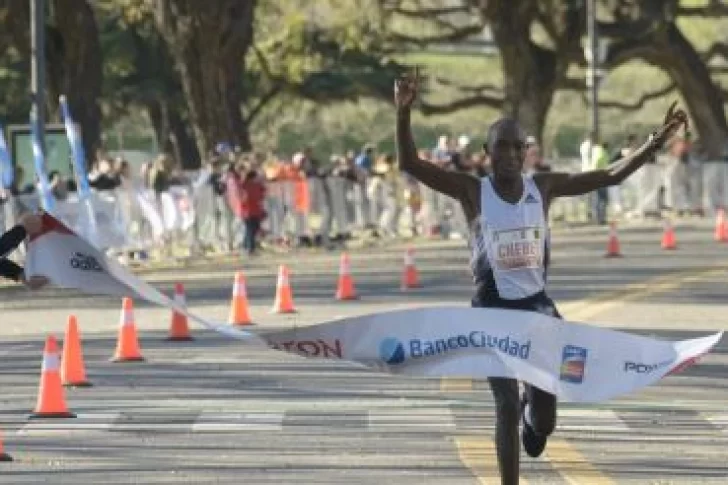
[
  {"x1": 379, "y1": 337, "x2": 406, "y2": 365},
  {"x1": 379, "y1": 332, "x2": 531, "y2": 365}
]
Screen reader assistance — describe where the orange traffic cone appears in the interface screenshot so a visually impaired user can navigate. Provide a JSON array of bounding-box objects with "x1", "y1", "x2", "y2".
[
  {"x1": 715, "y1": 209, "x2": 728, "y2": 242},
  {"x1": 229, "y1": 272, "x2": 252, "y2": 325},
  {"x1": 271, "y1": 265, "x2": 296, "y2": 314},
  {"x1": 605, "y1": 222, "x2": 622, "y2": 258},
  {"x1": 401, "y1": 248, "x2": 420, "y2": 290},
  {"x1": 661, "y1": 219, "x2": 677, "y2": 250},
  {"x1": 30, "y1": 335, "x2": 76, "y2": 419},
  {"x1": 335, "y1": 253, "x2": 358, "y2": 300},
  {"x1": 168, "y1": 283, "x2": 193, "y2": 340},
  {"x1": 0, "y1": 430, "x2": 11, "y2": 461},
  {"x1": 111, "y1": 298, "x2": 144, "y2": 362},
  {"x1": 61, "y1": 315, "x2": 92, "y2": 387}
]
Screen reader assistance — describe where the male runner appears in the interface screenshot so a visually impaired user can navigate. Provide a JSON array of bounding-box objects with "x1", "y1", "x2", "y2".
[{"x1": 394, "y1": 70, "x2": 687, "y2": 484}]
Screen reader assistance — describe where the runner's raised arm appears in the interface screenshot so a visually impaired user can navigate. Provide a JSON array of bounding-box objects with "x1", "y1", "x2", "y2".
[
  {"x1": 537, "y1": 102, "x2": 688, "y2": 201},
  {"x1": 395, "y1": 68, "x2": 477, "y2": 201}
]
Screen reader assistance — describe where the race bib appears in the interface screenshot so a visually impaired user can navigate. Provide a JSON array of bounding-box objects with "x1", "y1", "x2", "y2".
[{"x1": 490, "y1": 226, "x2": 543, "y2": 271}]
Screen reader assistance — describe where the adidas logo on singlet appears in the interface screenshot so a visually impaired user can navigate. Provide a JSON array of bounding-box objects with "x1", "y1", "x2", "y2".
[{"x1": 525, "y1": 193, "x2": 538, "y2": 203}]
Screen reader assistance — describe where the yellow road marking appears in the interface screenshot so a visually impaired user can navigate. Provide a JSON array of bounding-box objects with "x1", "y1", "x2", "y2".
[
  {"x1": 453, "y1": 265, "x2": 727, "y2": 483},
  {"x1": 544, "y1": 439, "x2": 614, "y2": 485},
  {"x1": 440, "y1": 377, "x2": 473, "y2": 392},
  {"x1": 559, "y1": 266, "x2": 727, "y2": 322},
  {"x1": 454, "y1": 437, "x2": 527, "y2": 485}
]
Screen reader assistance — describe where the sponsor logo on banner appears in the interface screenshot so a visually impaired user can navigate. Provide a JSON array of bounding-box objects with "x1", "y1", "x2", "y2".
[
  {"x1": 560, "y1": 345, "x2": 587, "y2": 384},
  {"x1": 269, "y1": 339, "x2": 343, "y2": 359},
  {"x1": 624, "y1": 359, "x2": 672, "y2": 374},
  {"x1": 379, "y1": 338, "x2": 406, "y2": 365},
  {"x1": 69, "y1": 252, "x2": 104, "y2": 272},
  {"x1": 379, "y1": 332, "x2": 531, "y2": 365}
]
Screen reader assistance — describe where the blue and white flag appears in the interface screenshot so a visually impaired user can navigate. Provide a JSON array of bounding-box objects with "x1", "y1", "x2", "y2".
[
  {"x1": 58, "y1": 95, "x2": 98, "y2": 245},
  {"x1": 0, "y1": 124, "x2": 14, "y2": 189},
  {"x1": 30, "y1": 107, "x2": 55, "y2": 212},
  {"x1": 59, "y1": 95, "x2": 90, "y2": 199}
]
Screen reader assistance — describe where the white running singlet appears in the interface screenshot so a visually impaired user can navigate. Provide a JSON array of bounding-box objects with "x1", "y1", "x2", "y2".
[{"x1": 470, "y1": 175, "x2": 548, "y2": 300}]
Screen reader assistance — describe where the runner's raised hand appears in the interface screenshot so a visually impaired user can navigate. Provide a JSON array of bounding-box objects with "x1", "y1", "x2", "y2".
[
  {"x1": 652, "y1": 101, "x2": 689, "y2": 148},
  {"x1": 394, "y1": 67, "x2": 419, "y2": 110}
]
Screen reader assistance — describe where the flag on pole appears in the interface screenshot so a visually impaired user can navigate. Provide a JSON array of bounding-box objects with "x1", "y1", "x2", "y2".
[
  {"x1": 59, "y1": 96, "x2": 98, "y2": 246},
  {"x1": 0, "y1": 124, "x2": 14, "y2": 189},
  {"x1": 30, "y1": 106, "x2": 55, "y2": 212},
  {"x1": 59, "y1": 95, "x2": 90, "y2": 199}
]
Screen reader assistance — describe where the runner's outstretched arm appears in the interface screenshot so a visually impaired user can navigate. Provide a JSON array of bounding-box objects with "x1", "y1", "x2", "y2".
[
  {"x1": 395, "y1": 69, "x2": 476, "y2": 200},
  {"x1": 539, "y1": 102, "x2": 688, "y2": 200}
]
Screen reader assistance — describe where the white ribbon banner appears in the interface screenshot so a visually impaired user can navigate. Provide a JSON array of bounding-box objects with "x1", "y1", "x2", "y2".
[{"x1": 23, "y1": 214, "x2": 723, "y2": 403}]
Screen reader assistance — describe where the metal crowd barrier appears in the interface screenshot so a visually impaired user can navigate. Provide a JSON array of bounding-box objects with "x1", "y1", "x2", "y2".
[{"x1": 1, "y1": 158, "x2": 725, "y2": 265}]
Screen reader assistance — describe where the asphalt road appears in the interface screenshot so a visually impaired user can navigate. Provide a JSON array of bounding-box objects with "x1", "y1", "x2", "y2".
[{"x1": 0, "y1": 219, "x2": 725, "y2": 484}]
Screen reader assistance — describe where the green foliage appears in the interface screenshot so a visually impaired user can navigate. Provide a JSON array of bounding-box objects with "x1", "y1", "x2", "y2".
[
  {"x1": 250, "y1": 0, "x2": 405, "y2": 108},
  {"x1": 1, "y1": 0, "x2": 727, "y2": 162},
  {"x1": 95, "y1": 0, "x2": 181, "y2": 124},
  {"x1": 0, "y1": 54, "x2": 28, "y2": 124}
]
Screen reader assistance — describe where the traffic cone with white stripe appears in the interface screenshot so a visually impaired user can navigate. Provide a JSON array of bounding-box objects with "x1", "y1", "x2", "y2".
[
  {"x1": 168, "y1": 283, "x2": 193, "y2": 340},
  {"x1": 715, "y1": 209, "x2": 728, "y2": 242},
  {"x1": 0, "y1": 430, "x2": 11, "y2": 461},
  {"x1": 229, "y1": 272, "x2": 252, "y2": 325},
  {"x1": 111, "y1": 298, "x2": 144, "y2": 362},
  {"x1": 335, "y1": 253, "x2": 358, "y2": 300},
  {"x1": 271, "y1": 265, "x2": 296, "y2": 314},
  {"x1": 605, "y1": 222, "x2": 622, "y2": 258},
  {"x1": 61, "y1": 315, "x2": 92, "y2": 387},
  {"x1": 30, "y1": 335, "x2": 76, "y2": 418},
  {"x1": 401, "y1": 247, "x2": 420, "y2": 290}
]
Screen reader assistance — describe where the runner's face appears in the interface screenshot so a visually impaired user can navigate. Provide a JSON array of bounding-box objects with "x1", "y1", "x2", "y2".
[{"x1": 488, "y1": 123, "x2": 525, "y2": 180}]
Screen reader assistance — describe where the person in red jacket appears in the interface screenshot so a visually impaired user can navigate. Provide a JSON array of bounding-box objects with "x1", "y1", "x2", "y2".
[{"x1": 239, "y1": 167, "x2": 267, "y2": 256}]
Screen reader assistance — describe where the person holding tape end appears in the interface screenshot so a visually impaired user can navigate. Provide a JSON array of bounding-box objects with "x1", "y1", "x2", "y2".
[
  {"x1": 0, "y1": 212, "x2": 49, "y2": 289},
  {"x1": 394, "y1": 69, "x2": 687, "y2": 484}
]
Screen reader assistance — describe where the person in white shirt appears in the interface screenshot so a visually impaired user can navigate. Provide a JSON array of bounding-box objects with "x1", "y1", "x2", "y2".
[{"x1": 394, "y1": 68, "x2": 688, "y2": 485}]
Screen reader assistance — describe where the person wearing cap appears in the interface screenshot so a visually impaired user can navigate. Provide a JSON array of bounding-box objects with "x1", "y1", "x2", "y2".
[
  {"x1": 395, "y1": 69, "x2": 688, "y2": 485},
  {"x1": 0, "y1": 212, "x2": 49, "y2": 289}
]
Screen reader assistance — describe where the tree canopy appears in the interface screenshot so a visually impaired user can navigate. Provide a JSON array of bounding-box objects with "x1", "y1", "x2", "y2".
[{"x1": 1, "y1": 0, "x2": 728, "y2": 164}]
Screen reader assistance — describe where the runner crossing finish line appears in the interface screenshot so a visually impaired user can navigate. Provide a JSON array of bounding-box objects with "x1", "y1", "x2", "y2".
[
  {"x1": 24, "y1": 214, "x2": 721, "y2": 475},
  {"x1": 393, "y1": 64, "x2": 701, "y2": 484}
]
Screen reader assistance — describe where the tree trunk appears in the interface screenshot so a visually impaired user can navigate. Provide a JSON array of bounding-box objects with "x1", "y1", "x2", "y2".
[
  {"x1": 47, "y1": 0, "x2": 103, "y2": 165},
  {"x1": 654, "y1": 25, "x2": 727, "y2": 158},
  {"x1": 607, "y1": 22, "x2": 728, "y2": 158},
  {"x1": 152, "y1": 0, "x2": 256, "y2": 158},
  {"x1": 147, "y1": 99, "x2": 201, "y2": 169},
  {"x1": 478, "y1": 1, "x2": 578, "y2": 143},
  {"x1": 497, "y1": 40, "x2": 559, "y2": 143},
  {"x1": 168, "y1": 107, "x2": 201, "y2": 169},
  {"x1": 146, "y1": 99, "x2": 174, "y2": 154},
  {"x1": 602, "y1": 0, "x2": 728, "y2": 158}
]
